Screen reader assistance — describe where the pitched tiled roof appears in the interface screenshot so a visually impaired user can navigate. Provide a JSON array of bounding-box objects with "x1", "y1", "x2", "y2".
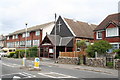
[
  {"x1": 8, "y1": 22, "x2": 54, "y2": 36},
  {"x1": 64, "y1": 18, "x2": 97, "y2": 39},
  {"x1": 94, "y1": 13, "x2": 120, "y2": 31}
]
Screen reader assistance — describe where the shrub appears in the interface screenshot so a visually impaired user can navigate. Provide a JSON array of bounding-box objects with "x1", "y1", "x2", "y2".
[
  {"x1": 113, "y1": 49, "x2": 120, "y2": 59},
  {"x1": 106, "y1": 62, "x2": 113, "y2": 68},
  {"x1": 86, "y1": 40, "x2": 112, "y2": 58},
  {"x1": 28, "y1": 47, "x2": 38, "y2": 57},
  {"x1": 8, "y1": 52, "x2": 15, "y2": 58}
]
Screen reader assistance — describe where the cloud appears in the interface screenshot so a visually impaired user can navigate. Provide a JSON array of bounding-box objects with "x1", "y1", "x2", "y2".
[{"x1": 0, "y1": 0, "x2": 119, "y2": 35}]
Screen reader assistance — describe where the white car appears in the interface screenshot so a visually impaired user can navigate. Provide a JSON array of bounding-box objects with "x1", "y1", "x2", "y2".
[
  {"x1": 0, "y1": 51, "x2": 7, "y2": 57},
  {"x1": 0, "y1": 54, "x2": 1, "y2": 60}
]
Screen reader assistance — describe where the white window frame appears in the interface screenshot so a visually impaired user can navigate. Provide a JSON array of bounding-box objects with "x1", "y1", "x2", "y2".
[
  {"x1": 96, "y1": 31, "x2": 102, "y2": 39},
  {"x1": 22, "y1": 33, "x2": 25, "y2": 38},
  {"x1": 110, "y1": 43, "x2": 120, "y2": 50},
  {"x1": 15, "y1": 35, "x2": 18, "y2": 39},
  {"x1": 12, "y1": 35, "x2": 15, "y2": 39},
  {"x1": 106, "y1": 27, "x2": 119, "y2": 37},
  {"x1": 26, "y1": 32, "x2": 30, "y2": 37},
  {"x1": 7, "y1": 36, "x2": 9, "y2": 40},
  {"x1": 35, "y1": 31, "x2": 40, "y2": 36}
]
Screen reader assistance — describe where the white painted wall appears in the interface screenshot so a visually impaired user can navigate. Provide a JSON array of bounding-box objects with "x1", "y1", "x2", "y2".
[{"x1": 42, "y1": 23, "x2": 54, "y2": 40}]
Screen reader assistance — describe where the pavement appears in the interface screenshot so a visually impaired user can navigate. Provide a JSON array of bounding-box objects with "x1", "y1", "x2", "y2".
[{"x1": 40, "y1": 58, "x2": 118, "y2": 76}]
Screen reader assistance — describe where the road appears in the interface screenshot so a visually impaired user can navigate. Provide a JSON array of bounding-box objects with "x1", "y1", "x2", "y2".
[{"x1": 0, "y1": 57, "x2": 119, "y2": 80}]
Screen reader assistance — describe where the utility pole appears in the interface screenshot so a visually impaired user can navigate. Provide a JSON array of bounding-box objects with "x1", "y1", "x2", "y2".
[
  {"x1": 22, "y1": 23, "x2": 27, "y2": 67},
  {"x1": 54, "y1": 13, "x2": 57, "y2": 61},
  {"x1": 25, "y1": 23, "x2": 28, "y2": 58}
]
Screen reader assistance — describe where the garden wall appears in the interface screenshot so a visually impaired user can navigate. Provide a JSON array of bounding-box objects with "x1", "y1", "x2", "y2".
[
  {"x1": 56, "y1": 57, "x2": 78, "y2": 64},
  {"x1": 86, "y1": 58, "x2": 106, "y2": 67}
]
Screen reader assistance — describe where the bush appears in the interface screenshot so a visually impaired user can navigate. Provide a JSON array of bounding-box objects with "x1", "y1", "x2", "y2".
[
  {"x1": 8, "y1": 47, "x2": 38, "y2": 58},
  {"x1": 28, "y1": 47, "x2": 38, "y2": 57},
  {"x1": 86, "y1": 40, "x2": 112, "y2": 58},
  {"x1": 113, "y1": 49, "x2": 120, "y2": 59},
  {"x1": 8, "y1": 52, "x2": 15, "y2": 58},
  {"x1": 106, "y1": 62, "x2": 113, "y2": 68}
]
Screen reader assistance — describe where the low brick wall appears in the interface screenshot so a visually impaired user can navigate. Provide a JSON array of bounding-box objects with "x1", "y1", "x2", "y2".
[
  {"x1": 56, "y1": 57, "x2": 79, "y2": 64},
  {"x1": 86, "y1": 58, "x2": 106, "y2": 67}
]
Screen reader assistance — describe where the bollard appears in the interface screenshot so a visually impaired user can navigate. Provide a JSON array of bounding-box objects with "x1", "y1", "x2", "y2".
[
  {"x1": 22, "y1": 57, "x2": 26, "y2": 67},
  {"x1": 34, "y1": 58, "x2": 40, "y2": 69}
]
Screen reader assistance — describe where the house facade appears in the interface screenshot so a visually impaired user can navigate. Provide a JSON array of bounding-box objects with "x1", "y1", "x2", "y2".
[
  {"x1": 94, "y1": 13, "x2": 120, "y2": 51},
  {"x1": 6, "y1": 22, "x2": 54, "y2": 49},
  {"x1": 0, "y1": 35, "x2": 6, "y2": 48},
  {"x1": 40, "y1": 16, "x2": 97, "y2": 58}
]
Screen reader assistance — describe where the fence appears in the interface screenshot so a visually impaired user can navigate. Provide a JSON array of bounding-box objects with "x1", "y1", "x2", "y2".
[{"x1": 59, "y1": 51, "x2": 86, "y2": 57}]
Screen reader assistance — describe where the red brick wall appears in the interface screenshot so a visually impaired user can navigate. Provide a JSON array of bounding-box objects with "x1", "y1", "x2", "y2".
[
  {"x1": 6, "y1": 30, "x2": 42, "y2": 48},
  {"x1": 107, "y1": 23, "x2": 116, "y2": 28},
  {"x1": 94, "y1": 30, "x2": 120, "y2": 43}
]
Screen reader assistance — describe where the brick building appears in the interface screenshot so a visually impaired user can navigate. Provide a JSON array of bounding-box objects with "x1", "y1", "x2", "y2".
[
  {"x1": 94, "y1": 13, "x2": 120, "y2": 51},
  {"x1": 6, "y1": 22, "x2": 54, "y2": 49},
  {"x1": 0, "y1": 35, "x2": 6, "y2": 48},
  {"x1": 40, "y1": 16, "x2": 97, "y2": 58}
]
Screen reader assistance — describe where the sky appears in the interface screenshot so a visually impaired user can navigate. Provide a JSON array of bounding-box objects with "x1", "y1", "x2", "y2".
[{"x1": 0, "y1": 0, "x2": 119, "y2": 35}]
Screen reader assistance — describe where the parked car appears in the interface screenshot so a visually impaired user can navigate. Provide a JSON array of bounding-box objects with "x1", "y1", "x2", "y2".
[
  {"x1": 0, "y1": 54, "x2": 1, "y2": 60},
  {"x1": 0, "y1": 51, "x2": 7, "y2": 57}
]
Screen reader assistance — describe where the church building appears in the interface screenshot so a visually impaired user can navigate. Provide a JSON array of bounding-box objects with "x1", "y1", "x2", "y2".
[{"x1": 40, "y1": 16, "x2": 97, "y2": 58}]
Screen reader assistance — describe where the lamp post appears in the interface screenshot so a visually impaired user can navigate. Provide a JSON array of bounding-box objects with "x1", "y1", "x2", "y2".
[
  {"x1": 23, "y1": 23, "x2": 27, "y2": 67},
  {"x1": 25, "y1": 23, "x2": 28, "y2": 58},
  {"x1": 54, "y1": 13, "x2": 57, "y2": 61}
]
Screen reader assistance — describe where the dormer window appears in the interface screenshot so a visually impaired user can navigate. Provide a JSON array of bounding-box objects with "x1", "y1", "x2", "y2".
[
  {"x1": 22, "y1": 33, "x2": 25, "y2": 38},
  {"x1": 96, "y1": 31, "x2": 102, "y2": 39},
  {"x1": 35, "y1": 31, "x2": 40, "y2": 36},
  {"x1": 106, "y1": 27, "x2": 119, "y2": 37},
  {"x1": 26, "y1": 32, "x2": 30, "y2": 37},
  {"x1": 15, "y1": 35, "x2": 18, "y2": 39},
  {"x1": 12, "y1": 35, "x2": 15, "y2": 39},
  {"x1": 7, "y1": 36, "x2": 9, "y2": 40}
]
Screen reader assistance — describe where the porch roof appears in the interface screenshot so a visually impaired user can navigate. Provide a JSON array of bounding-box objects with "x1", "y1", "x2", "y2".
[{"x1": 47, "y1": 35, "x2": 73, "y2": 47}]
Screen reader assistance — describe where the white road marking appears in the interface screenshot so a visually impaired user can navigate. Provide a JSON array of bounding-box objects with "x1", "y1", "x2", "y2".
[
  {"x1": 22, "y1": 72, "x2": 36, "y2": 77},
  {"x1": 2, "y1": 63, "x2": 21, "y2": 68},
  {"x1": 38, "y1": 72, "x2": 77, "y2": 78},
  {"x1": 2, "y1": 63, "x2": 14, "y2": 67},
  {"x1": 2, "y1": 72, "x2": 36, "y2": 78}
]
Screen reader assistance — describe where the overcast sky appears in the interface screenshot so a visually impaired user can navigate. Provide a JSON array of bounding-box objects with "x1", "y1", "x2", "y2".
[{"x1": 0, "y1": 0, "x2": 119, "y2": 35}]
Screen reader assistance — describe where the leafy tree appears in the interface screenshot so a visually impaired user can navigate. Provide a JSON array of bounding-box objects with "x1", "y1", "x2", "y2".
[
  {"x1": 113, "y1": 49, "x2": 120, "y2": 59},
  {"x1": 76, "y1": 40, "x2": 87, "y2": 51},
  {"x1": 86, "y1": 40, "x2": 112, "y2": 57}
]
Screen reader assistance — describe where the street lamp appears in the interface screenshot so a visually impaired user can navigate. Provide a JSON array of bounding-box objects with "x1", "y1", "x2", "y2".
[
  {"x1": 23, "y1": 23, "x2": 27, "y2": 67},
  {"x1": 54, "y1": 13, "x2": 57, "y2": 61},
  {"x1": 25, "y1": 23, "x2": 28, "y2": 58}
]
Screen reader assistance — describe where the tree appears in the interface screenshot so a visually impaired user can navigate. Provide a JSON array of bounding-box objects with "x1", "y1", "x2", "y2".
[
  {"x1": 76, "y1": 40, "x2": 87, "y2": 51},
  {"x1": 86, "y1": 40, "x2": 112, "y2": 57}
]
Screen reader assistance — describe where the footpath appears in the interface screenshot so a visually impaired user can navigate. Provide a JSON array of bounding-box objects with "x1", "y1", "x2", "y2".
[{"x1": 40, "y1": 58, "x2": 118, "y2": 76}]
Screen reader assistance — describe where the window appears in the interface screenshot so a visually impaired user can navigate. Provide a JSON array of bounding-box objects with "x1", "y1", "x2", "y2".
[
  {"x1": 7, "y1": 36, "x2": 9, "y2": 40},
  {"x1": 26, "y1": 40, "x2": 31, "y2": 47},
  {"x1": 22, "y1": 33, "x2": 25, "y2": 38},
  {"x1": 76, "y1": 40, "x2": 81, "y2": 52},
  {"x1": 33, "y1": 40, "x2": 39, "y2": 46},
  {"x1": 12, "y1": 35, "x2": 15, "y2": 39},
  {"x1": 15, "y1": 41, "x2": 19, "y2": 47},
  {"x1": 20, "y1": 41, "x2": 25, "y2": 47},
  {"x1": 35, "y1": 31, "x2": 40, "y2": 36},
  {"x1": 111, "y1": 43, "x2": 120, "y2": 50},
  {"x1": 106, "y1": 27, "x2": 118, "y2": 37},
  {"x1": 26, "y1": 32, "x2": 30, "y2": 37},
  {"x1": 15, "y1": 35, "x2": 18, "y2": 39},
  {"x1": 97, "y1": 31, "x2": 102, "y2": 39}
]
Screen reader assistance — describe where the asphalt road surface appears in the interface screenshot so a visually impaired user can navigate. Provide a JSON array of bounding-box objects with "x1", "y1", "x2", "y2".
[{"x1": 0, "y1": 57, "x2": 119, "y2": 80}]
